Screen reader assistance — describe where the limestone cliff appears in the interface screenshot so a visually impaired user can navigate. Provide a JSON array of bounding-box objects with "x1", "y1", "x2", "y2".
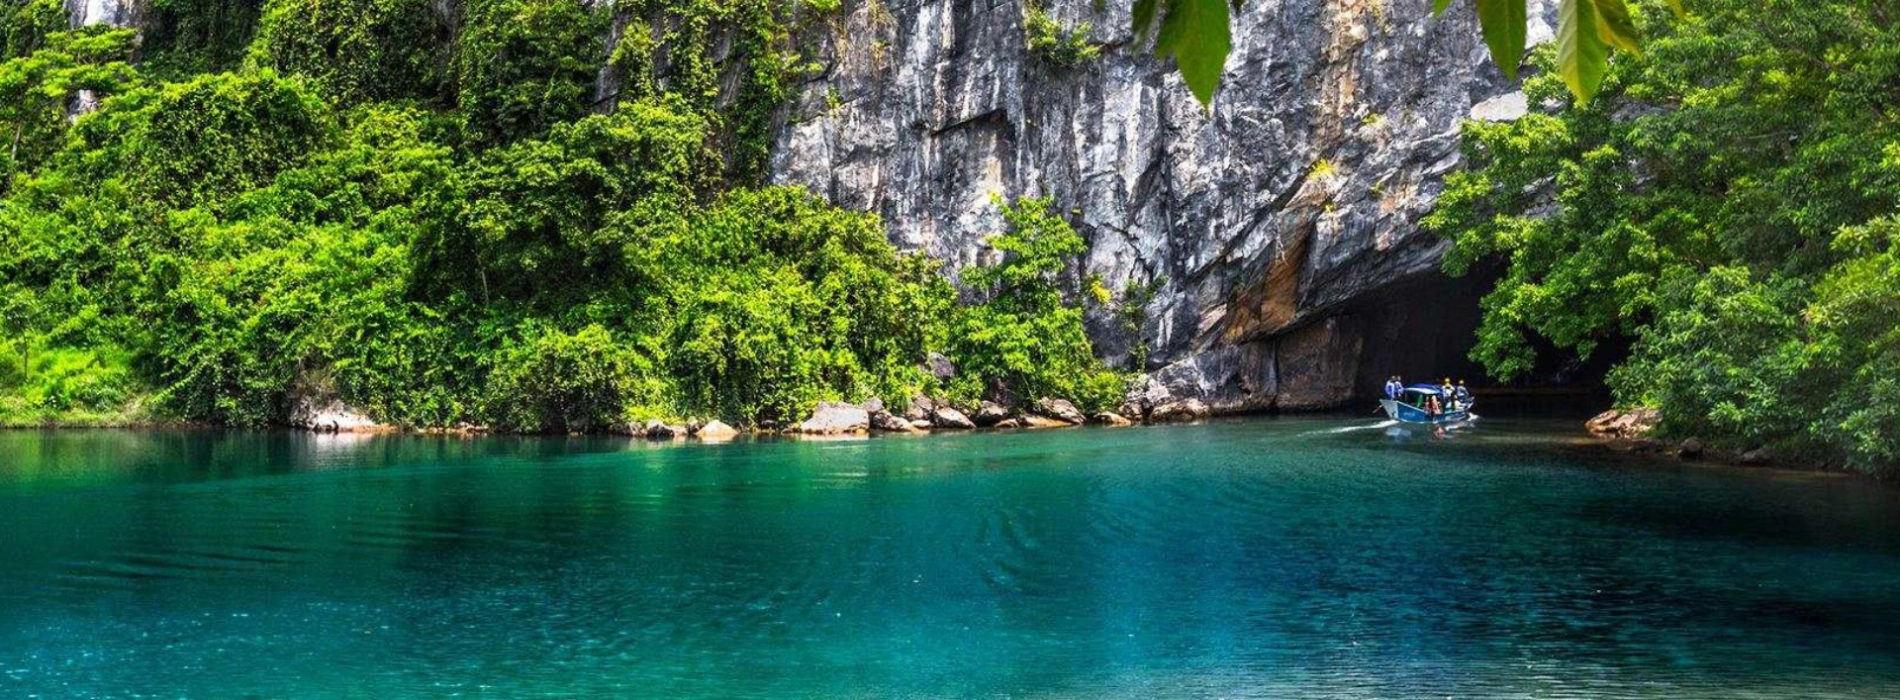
[{"x1": 772, "y1": 0, "x2": 1545, "y2": 412}]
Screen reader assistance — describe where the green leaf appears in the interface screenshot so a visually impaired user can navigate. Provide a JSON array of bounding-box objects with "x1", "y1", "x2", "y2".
[
  {"x1": 1556, "y1": 0, "x2": 1610, "y2": 101},
  {"x1": 1133, "y1": 0, "x2": 1158, "y2": 39},
  {"x1": 1153, "y1": 0, "x2": 1232, "y2": 108},
  {"x1": 1474, "y1": 0, "x2": 1529, "y2": 80},
  {"x1": 1591, "y1": 0, "x2": 1642, "y2": 53},
  {"x1": 1433, "y1": 0, "x2": 1454, "y2": 16},
  {"x1": 1663, "y1": 0, "x2": 1686, "y2": 17}
]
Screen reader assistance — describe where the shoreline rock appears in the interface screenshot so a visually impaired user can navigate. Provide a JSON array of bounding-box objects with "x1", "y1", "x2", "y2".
[
  {"x1": 1018, "y1": 414, "x2": 1072, "y2": 429},
  {"x1": 799, "y1": 401, "x2": 870, "y2": 434},
  {"x1": 697, "y1": 420, "x2": 739, "y2": 440},
  {"x1": 870, "y1": 410, "x2": 919, "y2": 433},
  {"x1": 644, "y1": 420, "x2": 683, "y2": 439},
  {"x1": 1150, "y1": 398, "x2": 1210, "y2": 423},
  {"x1": 1032, "y1": 398, "x2": 1085, "y2": 425},
  {"x1": 288, "y1": 395, "x2": 392, "y2": 434},
  {"x1": 1585, "y1": 408, "x2": 1660, "y2": 440},
  {"x1": 972, "y1": 402, "x2": 1009, "y2": 427},
  {"x1": 931, "y1": 406, "x2": 975, "y2": 429}
]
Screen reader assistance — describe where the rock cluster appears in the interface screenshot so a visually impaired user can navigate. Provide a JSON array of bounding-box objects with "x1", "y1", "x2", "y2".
[
  {"x1": 1585, "y1": 408, "x2": 1661, "y2": 440},
  {"x1": 287, "y1": 392, "x2": 392, "y2": 434},
  {"x1": 785, "y1": 390, "x2": 1156, "y2": 436}
]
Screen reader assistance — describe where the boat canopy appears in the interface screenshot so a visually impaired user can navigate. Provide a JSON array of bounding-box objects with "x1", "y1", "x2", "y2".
[{"x1": 1403, "y1": 385, "x2": 1447, "y2": 396}]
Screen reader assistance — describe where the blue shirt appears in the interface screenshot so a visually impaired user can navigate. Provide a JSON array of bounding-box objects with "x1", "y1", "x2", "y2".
[{"x1": 1384, "y1": 381, "x2": 1401, "y2": 399}]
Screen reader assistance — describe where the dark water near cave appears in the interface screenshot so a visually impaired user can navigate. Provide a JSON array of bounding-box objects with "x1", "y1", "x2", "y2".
[{"x1": 3, "y1": 419, "x2": 1899, "y2": 698}]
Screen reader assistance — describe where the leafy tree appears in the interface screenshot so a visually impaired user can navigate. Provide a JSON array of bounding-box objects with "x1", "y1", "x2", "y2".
[
  {"x1": 660, "y1": 187, "x2": 955, "y2": 422},
  {"x1": 949, "y1": 197, "x2": 1124, "y2": 411},
  {"x1": 424, "y1": 101, "x2": 711, "y2": 306},
  {"x1": 1427, "y1": 0, "x2": 1900, "y2": 471}
]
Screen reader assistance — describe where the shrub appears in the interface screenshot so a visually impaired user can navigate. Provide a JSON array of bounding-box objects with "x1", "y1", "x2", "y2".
[
  {"x1": 1022, "y1": 7, "x2": 1098, "y2": 67},
  {"x1": 485, "y1": 324, "x2": 640, "y2": 433},
  {"x1": 948, "y1": 196, "x2": 1121, "y2": 411}
]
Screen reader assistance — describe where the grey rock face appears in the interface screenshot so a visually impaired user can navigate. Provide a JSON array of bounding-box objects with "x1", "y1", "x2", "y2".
[
  {"x1": 773, "y1": 0, "x2": 1549, "y2": 412},
  {"x1": 925, "y1": 352, "x2": 957, "y2": 380}
]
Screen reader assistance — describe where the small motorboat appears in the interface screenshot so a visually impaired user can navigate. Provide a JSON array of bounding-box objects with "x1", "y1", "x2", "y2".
[{"x1": 1379, "y1": 385, "x2": 1476, "y2": 425}]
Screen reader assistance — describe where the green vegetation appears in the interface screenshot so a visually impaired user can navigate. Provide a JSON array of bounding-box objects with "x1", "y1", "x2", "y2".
[
  {"x1": 949, "y1": 197, "x2": 1125, "y2": 412},
  {"x1": 1022, "y1": 7, "x2": 1099, "y2": 67},
  {"x1": 0, "y1": 1, "x2": 1120, "y2": 430},
  {"x1": 1427, "y1": 0, "x2": 1900, "y2": 472},
  {"x1": 248, "y1": 0, "x2": 446, "y2": 106},
  {"x1": 455, "y1": 0, "x2": 607, "y2": 147},
  {"x1": 2, "y1": 21, "x2": 138, "y2": 188}
]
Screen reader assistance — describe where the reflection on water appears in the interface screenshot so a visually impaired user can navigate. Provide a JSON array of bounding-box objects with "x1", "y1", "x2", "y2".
[{"x1": 1, "y1": 420, "x2": 1899, "y2": 698}]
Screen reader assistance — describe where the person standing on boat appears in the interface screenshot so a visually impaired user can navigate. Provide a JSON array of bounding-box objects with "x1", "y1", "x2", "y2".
[
  {"x1": 1454, "y1": 380, "x2": 1472, "y2": 410},
  {"x1": 1384, "y1": 376, "x2": 1403, "y2": 401},
  {"x1": 1440, "y1": 378, "x2": 1457, "y2": 410}
]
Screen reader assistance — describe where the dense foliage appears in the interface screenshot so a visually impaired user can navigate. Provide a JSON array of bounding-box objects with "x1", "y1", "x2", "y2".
[
  {"x1": 0, "y1": 0, "x2": 1121, "y2": 430},
  {"x1": 949, "y1": 197, "x2": 1126, "y2": 413},
  {"x1": 1427, "y1": 0, "x2": 1900, "y2": 471}
]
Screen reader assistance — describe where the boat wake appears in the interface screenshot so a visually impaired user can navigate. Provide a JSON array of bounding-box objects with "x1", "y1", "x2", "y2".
[{"x1": 1310, "y1": 420, "x2": 1401, "y2": 435}]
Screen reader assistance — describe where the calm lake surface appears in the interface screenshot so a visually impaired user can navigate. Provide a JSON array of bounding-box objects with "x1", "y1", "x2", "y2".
[{"x1": 3, "y1": 418, "x2": 1899, "y2": 698}]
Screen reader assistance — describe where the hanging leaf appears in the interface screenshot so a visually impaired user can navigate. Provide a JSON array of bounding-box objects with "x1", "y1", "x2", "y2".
[
  {"x1": 1592, "y1": 0, "x2": 1643, "y2": 54},
  {"x1": 1152, "y1": 0, "x2": 1232, "y2": 108},
  {"x1": 1135, "y1": 0, "x2": 1681, "y2": 105},
  {"x1": 1556, "y1": 0, "x2": 1611, "y2": 101},
  {"x1": 1133, "y1": 0, "x2": 1159, "y2": 38},
  {"x1": 1474, "y1": 0, "x2": 1529, "y2": 79}
]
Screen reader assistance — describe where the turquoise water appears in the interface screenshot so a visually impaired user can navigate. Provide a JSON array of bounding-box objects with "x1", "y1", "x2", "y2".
[{"x1": 2, "y1": 419, "x2": 1899, "y2": 698}]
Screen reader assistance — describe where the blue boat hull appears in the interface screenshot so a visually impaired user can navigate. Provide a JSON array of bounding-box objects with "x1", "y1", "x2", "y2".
[{"x1": 1380, "y1": 399, "x2": 1473, "y2": 425}]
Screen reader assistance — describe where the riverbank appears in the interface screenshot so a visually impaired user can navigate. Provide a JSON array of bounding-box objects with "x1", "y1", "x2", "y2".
[
  {"x1": 1581, "y1": 408, "x2": 1874, "y2": 477},
  {"x1": 4, "y1": 397, "x2": 1876, "y2": 483}
]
